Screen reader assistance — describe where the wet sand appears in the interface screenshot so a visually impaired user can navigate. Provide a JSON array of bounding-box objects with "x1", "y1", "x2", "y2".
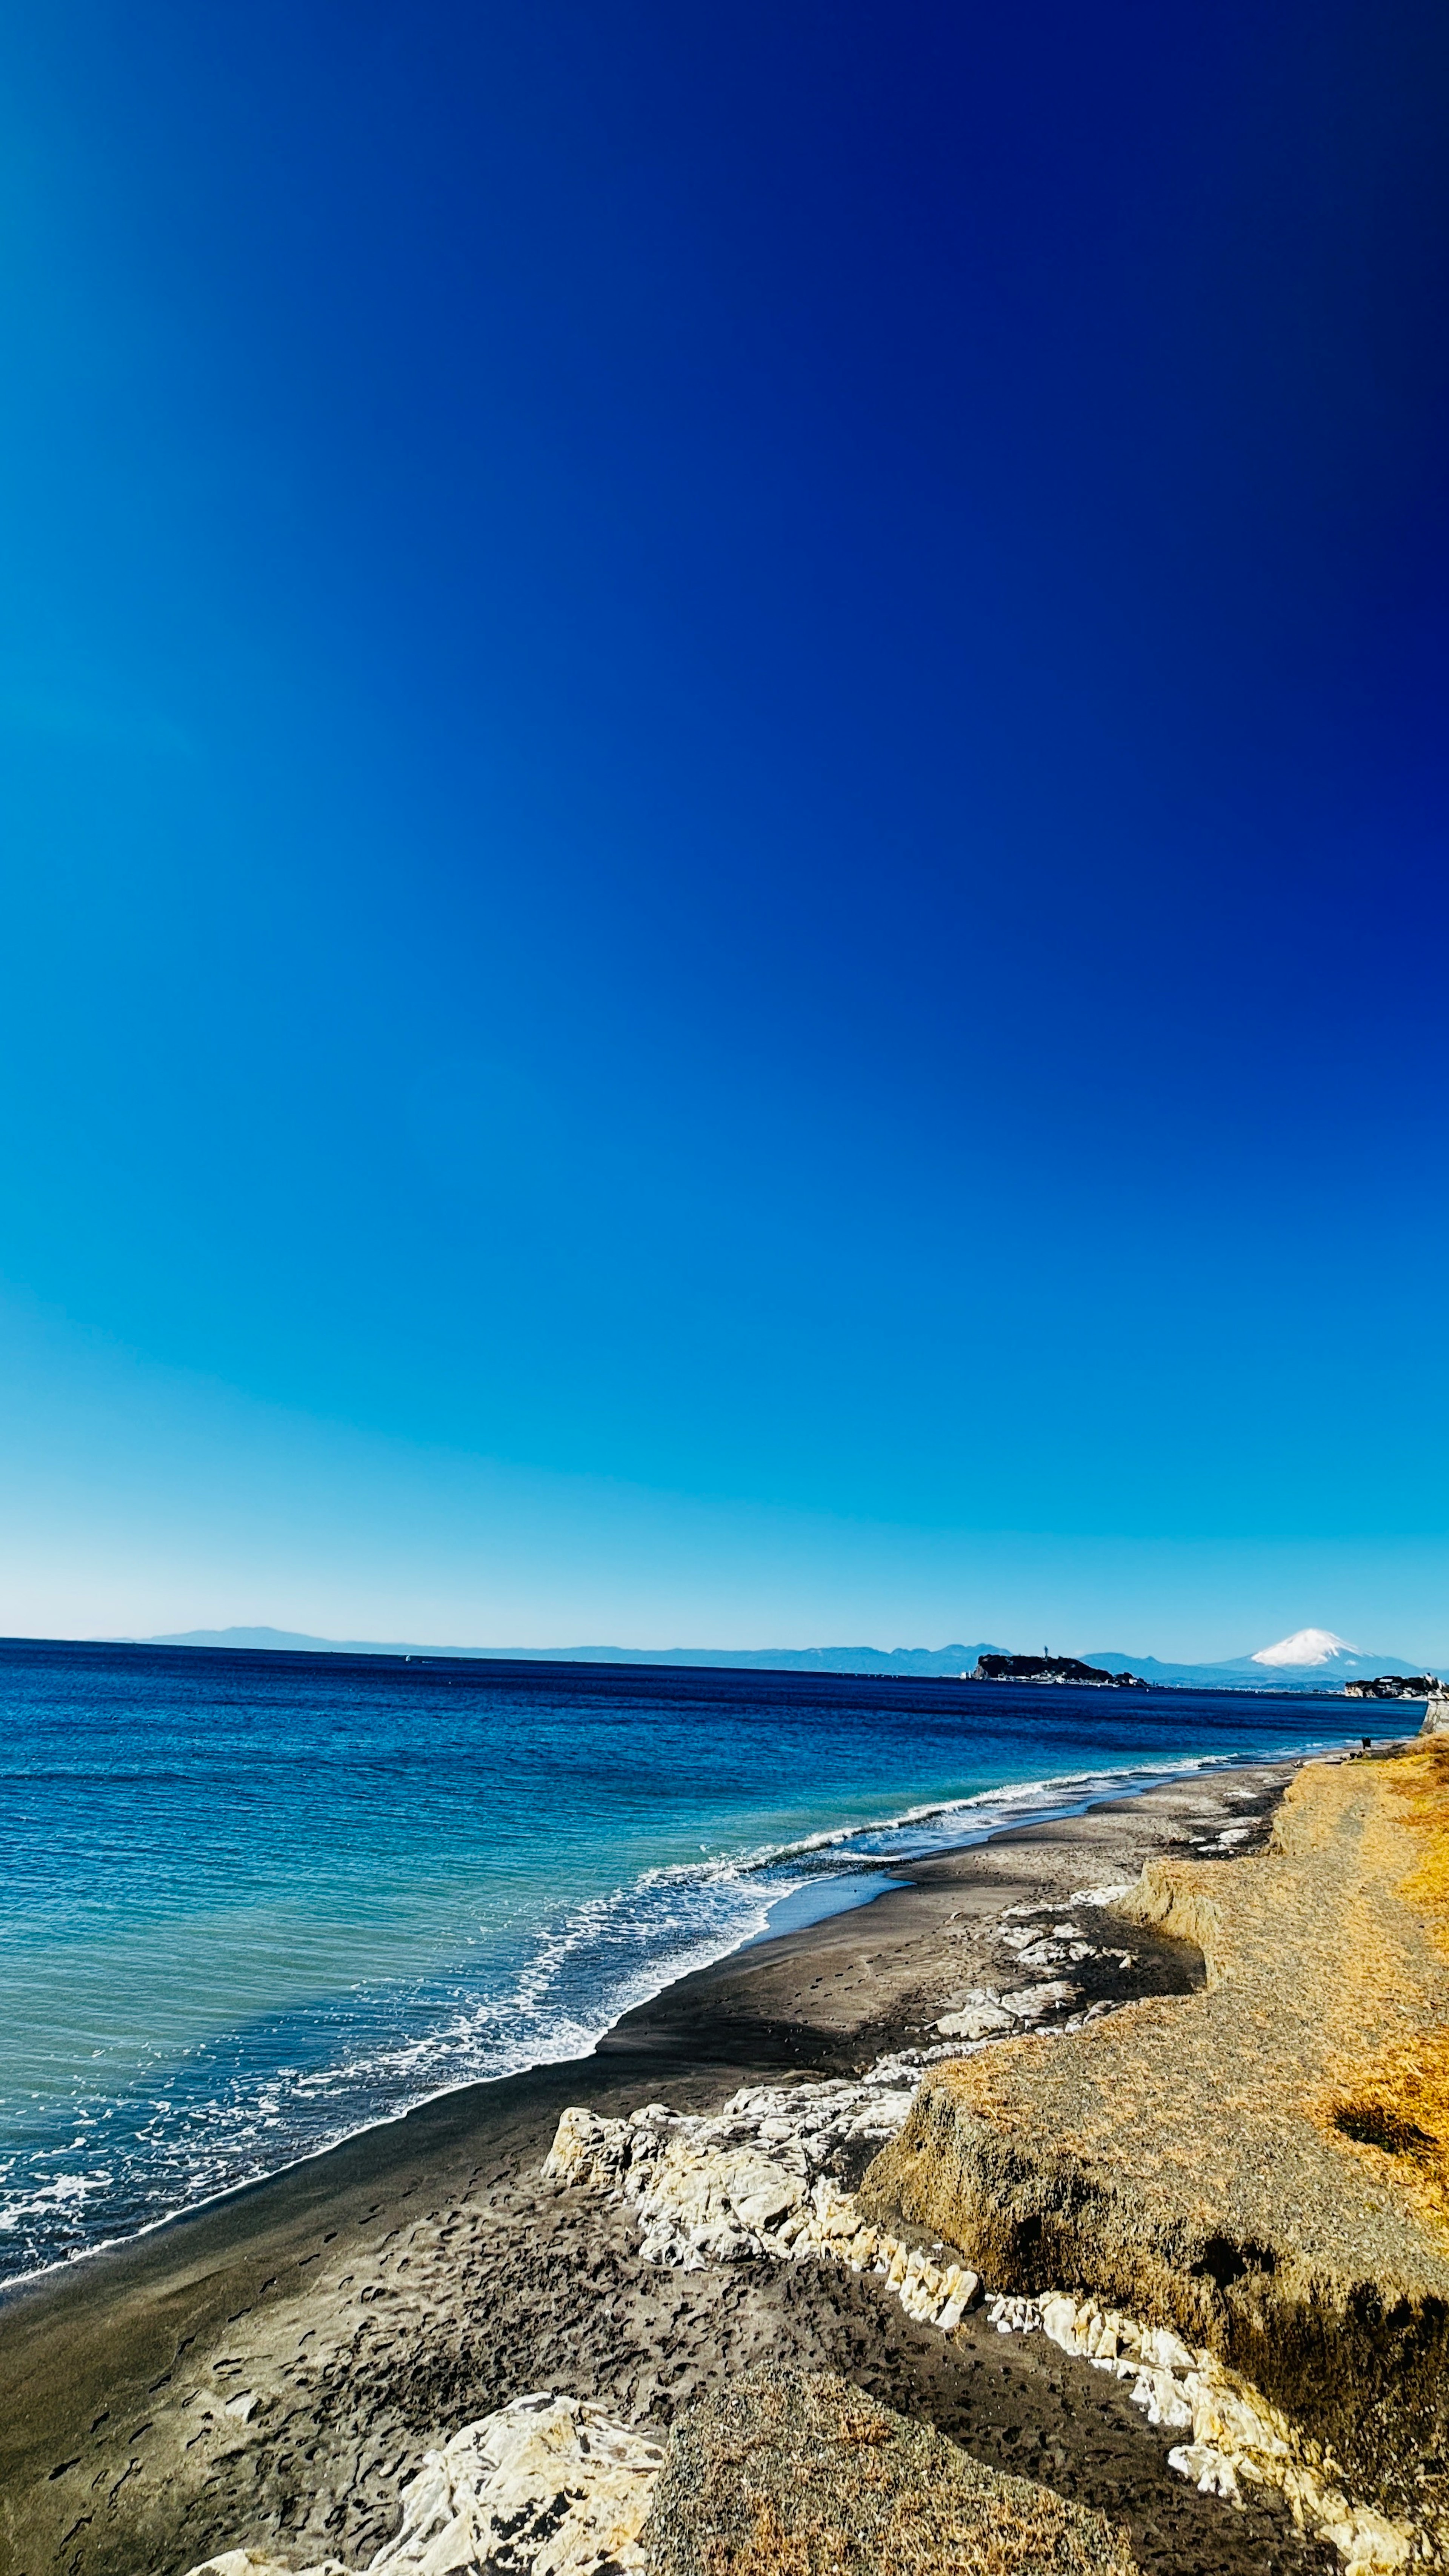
[{"x1": 0, "y1": 1761, "x2": 1336, "y2": 2576}]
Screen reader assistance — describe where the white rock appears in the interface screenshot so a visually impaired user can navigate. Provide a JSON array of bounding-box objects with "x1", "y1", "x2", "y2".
[
  {"x1": 185, "y1": 2559, "x2": 348, "y2": 2576},
  {"x1": 1129, "y1": 2365, "x2": 1194, "y2": 2431},
  {"x1": 1168, "y1": 2441, "x2": 1240, "y2": 2501},
  {"x1": 988, "y1": 2258, "x2": 1423, "y2": 2567},
  {"x1": 685, "y1": 2222, "x2": 758, "y2": 2261},
  {"x1": 366, "y1": 2392, "x2": 665, "y2": 2575},
  {"x1": 936, "y1": 2001, "x2": 1015, "y2": 2040},
  {"x1": 1038, "y1": 2294, "x2": 1090, "y2": 2355},
  {"x1": 541, "y1": 2108, "x2": 631, "y2": 2191},
  {"x1": 1330, "y1": 2510, "x2": 1417, "y2": 2573},
  {"x1": 999, "y1": 1979, "x2": 1080, "y2": 2017},
  {"x1": 184, "y1": 2395, "x2": 665, "y2": 2576}
]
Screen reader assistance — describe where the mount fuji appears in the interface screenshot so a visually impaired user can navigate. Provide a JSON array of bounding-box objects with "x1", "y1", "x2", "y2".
[
  {"x1": 1084, "y1": 1629, "x2": 1433, "y2": 1691},
  {"x1": 1249, "y1": 1628, "x2": 1365, "y2": 1672}
]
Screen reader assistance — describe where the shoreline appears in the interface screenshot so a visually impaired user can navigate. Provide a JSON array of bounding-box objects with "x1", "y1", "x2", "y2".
[
  {"x1": 0, "y1": 1730, "x2": 1367, "y2": 2310},
  {"x1": 0, "y1": 1752, "x2": 1353, "y2": 2576}
]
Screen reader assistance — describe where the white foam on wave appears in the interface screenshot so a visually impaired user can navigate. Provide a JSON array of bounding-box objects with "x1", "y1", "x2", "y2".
[
  {"x1": 757, "y1": 1743, "x2": 1271, "y2": 1869},
  {"x1": 0, "y1": 2168, "x2": 114, "y2": 2230}
]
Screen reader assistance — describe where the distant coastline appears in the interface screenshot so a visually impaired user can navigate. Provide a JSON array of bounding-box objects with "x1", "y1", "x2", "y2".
[{"x1": 131, "y1": 1623, "x2": 1436, "y2": 1695}]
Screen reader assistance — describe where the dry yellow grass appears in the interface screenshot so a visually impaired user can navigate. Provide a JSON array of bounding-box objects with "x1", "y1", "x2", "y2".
[
  {"x1": 649, "y1": 2370, "x2": 1138, "y2": 2576},
  {"x1": 1392, "y1": 1740, "x2": 1449, "y2": 1924},
  {"x1": 701, "y1": 2486, "x2": 1139, "y2": 2576},
  {"x1": 859, "y1": 1752, "x2": 1449, "y2": 2514},
  {"x1": 1322, "y1": 1744, "x2": 1449, "y2": 2238}
]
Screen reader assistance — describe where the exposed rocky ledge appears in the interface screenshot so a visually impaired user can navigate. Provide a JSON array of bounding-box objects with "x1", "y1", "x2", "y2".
[
  {"x1": 540, "y1": 2061, "x2": 980, "y2": 2318},
  {"x1": 539, "y1": 2044, "x2": 1416, "y2": 2570},
  {"x1": 860, "y1": 1748, "x2": 1449, "y2": 2552}
]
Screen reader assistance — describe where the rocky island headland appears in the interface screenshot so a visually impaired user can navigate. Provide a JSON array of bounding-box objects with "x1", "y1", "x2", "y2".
[
  {"x1": 3, "y1": 1739, "x2": 1446, "y2": 2576},
  {"x1": 973, "y1": 1655, "x2": 1148, "y2": 1689},
  {"x1": 1347, "y1": 1678, "x2": 1443, "y2": 1704}
]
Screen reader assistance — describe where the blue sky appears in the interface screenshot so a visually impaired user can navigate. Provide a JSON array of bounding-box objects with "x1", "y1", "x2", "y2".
[{"x1": 2, "y1": 1, "x2": 1446, "y2": 1657}]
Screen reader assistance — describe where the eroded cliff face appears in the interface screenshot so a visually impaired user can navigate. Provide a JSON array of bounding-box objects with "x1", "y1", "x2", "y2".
[{"x1": 860, "y1": 1751, "x2": 1449, "y2": 2526}]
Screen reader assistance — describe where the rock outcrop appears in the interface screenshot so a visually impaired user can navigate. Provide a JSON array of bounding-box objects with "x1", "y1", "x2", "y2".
[
  {"x1": 641, "y1": 2365, "x2": 1140, "y2": 2576},
  {"x1": 184, "y1": 2393, "x2": 665, "y2": 2576},
  {"x1": 860, "y1": 1749, "x2": 1449, "y2": 2544},
  {"x1": 541, "y1": 2064, "x2": 983, "y2": 2328},
  {"x1": 951, "y1": 2284, "x2": 1419, "y2": 2572}
]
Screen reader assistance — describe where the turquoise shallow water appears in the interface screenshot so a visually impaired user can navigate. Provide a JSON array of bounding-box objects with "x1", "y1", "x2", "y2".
[{"x1": 0, "y1": 1637, "x2": 1378, "y2": 2284}]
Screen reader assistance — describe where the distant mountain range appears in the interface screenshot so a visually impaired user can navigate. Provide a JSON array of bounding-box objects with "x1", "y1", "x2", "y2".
[
  {"x1": 144, "y1": 1623, "x2": 1435, "y2": 1692},
  {"x1": 146, "y1": 1627, "x2": 1011, "y2": 1673},
  {"x1": 1079, "y1": 1629, "x2": 1435, "y2": 1691}
]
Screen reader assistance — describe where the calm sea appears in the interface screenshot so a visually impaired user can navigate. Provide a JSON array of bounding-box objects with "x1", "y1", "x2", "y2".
[{"x1": 0, "y1": 1638, "x2": 1380, "y2": 2285}]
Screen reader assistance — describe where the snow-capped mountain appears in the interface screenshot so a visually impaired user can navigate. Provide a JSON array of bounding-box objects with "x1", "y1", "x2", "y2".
[
  {"x1": 1085, "y1": 1631, "x2": 1431, "y2": 1690},
  {"x1": 1250, "y1": 1628, "x2": 1361, "y2": 1670},
  {"x1": 1228, "y1": 1628, "x2": 1435, "y2": 1685}
]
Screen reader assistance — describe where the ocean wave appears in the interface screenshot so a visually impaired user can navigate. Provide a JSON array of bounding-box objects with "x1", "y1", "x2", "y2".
[{"x1": 749, "y1": 1742, "x2": 1281, "y2": 1870}]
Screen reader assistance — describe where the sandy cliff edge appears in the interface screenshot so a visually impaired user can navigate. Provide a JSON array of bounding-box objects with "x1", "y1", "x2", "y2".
[{"x1": 860, "y1": 1746, "x2": 1449, "y2": 2525}]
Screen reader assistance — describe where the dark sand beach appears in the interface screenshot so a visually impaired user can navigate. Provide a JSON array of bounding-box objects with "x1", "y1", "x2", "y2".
[{"x1": 0, "y1": 1761, "x2": 1341, "y2": 2576}]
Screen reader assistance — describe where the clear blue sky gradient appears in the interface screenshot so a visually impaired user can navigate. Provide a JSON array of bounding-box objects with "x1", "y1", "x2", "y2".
[{"x1": 2, "y1": 2, "x2": 1446, "y2": 1652}]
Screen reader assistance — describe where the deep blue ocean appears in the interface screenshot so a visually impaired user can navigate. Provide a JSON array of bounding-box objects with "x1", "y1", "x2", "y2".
[{"x1": 0, "y1": 1638, "x2": 1382, "y2": 2287}]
